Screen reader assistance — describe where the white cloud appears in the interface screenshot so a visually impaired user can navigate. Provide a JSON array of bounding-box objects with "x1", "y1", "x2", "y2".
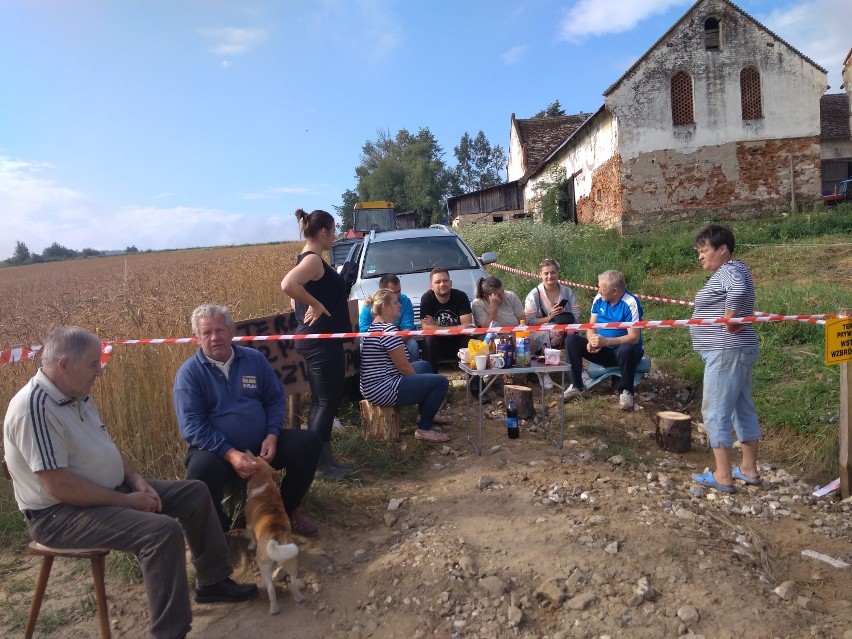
[
  {"x1": 501, "y1": 44, "x2": 529, "y2": 65},
  {"x1": 760, "y1": 0, "x2": 852, "y2": 89},
  {"x1": 311, "y1": 0, "x2": 401, "y2": 62},
  {"x1": 558, "y1": 0, "x2": 691, "y2": 42},
  {"x1": 197, "y1": 27, "x2": 268, "y2": 56},
  {"x1": 238, "y1": 185, "x2": 329, "y2": 201},
  {"x1": 0, "y1": 155, "x2": 300, "y2": 259}
]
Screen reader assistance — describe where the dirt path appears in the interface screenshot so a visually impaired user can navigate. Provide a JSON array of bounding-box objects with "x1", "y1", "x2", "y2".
[{"x1": 2, "y1": 373, "x2": 851, "y2": 639}]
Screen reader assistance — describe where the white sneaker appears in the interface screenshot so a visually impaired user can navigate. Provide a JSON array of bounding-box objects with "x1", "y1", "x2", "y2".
[
  {"x1": 619, "y1": 390, "x2": 634, "y2": 411},
  {"x1": 540, "y1": 373, "x2": 554, "y2": 390},
  {"x1": 332, "y1": 417, "x2": 343, "y2": 430},
  {"x1": 562, "y1": 385, "x2": 585, "y2": 402}
]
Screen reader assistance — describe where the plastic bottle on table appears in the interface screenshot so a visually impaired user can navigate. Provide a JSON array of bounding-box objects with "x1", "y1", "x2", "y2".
[
  {"x1": 506, "y1": 399, "x2": 519, "y2": 439},
  {"x1": 515, "y1": 320, "x2": 531, "y2": 367},
  {"x1": 483, "y1": 321, "x2": 497, "y2": 353}
]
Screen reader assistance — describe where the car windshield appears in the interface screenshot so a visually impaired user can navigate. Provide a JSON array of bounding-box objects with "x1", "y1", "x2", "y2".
[{"x1": 360, "y1": 236, "x2": 478, "y2": 279}]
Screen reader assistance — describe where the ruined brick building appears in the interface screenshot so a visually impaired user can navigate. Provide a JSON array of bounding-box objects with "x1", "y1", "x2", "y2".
[{"x1": 502, "y1": 0, "x2": 837, "y2": 233}]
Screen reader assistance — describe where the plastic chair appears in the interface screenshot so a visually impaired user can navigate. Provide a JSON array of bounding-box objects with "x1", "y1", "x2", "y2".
[{"x1": 585, "y1": 357, "x2": 651, "y2": 391}]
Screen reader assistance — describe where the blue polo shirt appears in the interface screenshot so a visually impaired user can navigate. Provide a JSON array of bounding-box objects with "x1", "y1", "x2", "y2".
[{"x1": 591, "y1": 291, "x2": 644, "y2": 351}]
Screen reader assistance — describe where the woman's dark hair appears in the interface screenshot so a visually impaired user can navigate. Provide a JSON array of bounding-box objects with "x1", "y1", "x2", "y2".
[
  {"x1": 295, "y1": 208, "x2": 335, "y2": 239},
  {"x1": 694, "y1": 224, "x2": 735, "y2": 253},
  {"x1": 379, "y1": 273, "x2": 401, "y2": 288},
  {"x1": 476, "y1": 276, "x2": 503, "y2": 300}
]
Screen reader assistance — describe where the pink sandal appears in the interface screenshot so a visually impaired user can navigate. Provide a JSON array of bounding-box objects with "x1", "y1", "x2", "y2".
[{"x1": 415, "y1": 429, "x2": 450, "y2": 443}]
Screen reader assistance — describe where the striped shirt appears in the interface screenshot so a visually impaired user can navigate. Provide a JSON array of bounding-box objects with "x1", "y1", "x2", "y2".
[
  {"x1": 359, "y1": 321, "x2": 405, "y2": 405},
  {"x1": 690, "y1": 260, "x2": 758, "y2": 351}
]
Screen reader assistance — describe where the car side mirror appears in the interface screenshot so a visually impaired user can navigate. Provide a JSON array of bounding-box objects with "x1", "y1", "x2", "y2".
[{"x1": 480, "y1": 251, "x2": 498, "y2": 265}]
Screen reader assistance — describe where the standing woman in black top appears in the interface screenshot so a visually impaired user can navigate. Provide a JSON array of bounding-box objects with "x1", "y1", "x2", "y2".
[{"x1": 281, "y1": 209, "x2": 353, "y2": 481}]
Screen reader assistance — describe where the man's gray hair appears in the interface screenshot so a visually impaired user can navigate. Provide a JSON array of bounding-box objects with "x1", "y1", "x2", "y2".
[
  {"x1": 598, "y1": 270, "x2": 626, "y2": 292},
  {"x1": 191, "y1": 304, "x2": 236, "y2": 335},
  {"x1": 40, "y1": 326, "x2": 101, "y2": 366}
]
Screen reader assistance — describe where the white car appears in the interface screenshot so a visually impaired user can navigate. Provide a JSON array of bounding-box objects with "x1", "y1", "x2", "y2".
[{"x1": 343, "y1": 225, "x2": 497, "y2": 328}]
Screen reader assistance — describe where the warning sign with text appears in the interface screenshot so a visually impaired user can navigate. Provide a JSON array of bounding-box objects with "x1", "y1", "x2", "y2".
[{"x1": 825, "y1": 317, "x2": 852, "y2": 365}]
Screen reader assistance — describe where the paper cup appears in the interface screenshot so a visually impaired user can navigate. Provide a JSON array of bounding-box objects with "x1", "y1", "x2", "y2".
[{"x1": 474, "y1": 354, "x2": 489, "y2": 370}]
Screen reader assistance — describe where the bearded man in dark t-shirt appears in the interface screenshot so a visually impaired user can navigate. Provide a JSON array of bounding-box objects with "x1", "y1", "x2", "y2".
[{"x1": 419, "y1": 268, "x2": 474, "y2": 373}]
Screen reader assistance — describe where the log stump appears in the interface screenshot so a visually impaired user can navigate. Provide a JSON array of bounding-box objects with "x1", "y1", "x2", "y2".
[
  {"x1": 504, "y1": 385, "x2": 534, "y2": 419},
  {"x1": 360, "y1": 400, "x2": 400, "y2": 441},
  {"x1": 655, "y1": 410, "x2": 692, "y2": 453}
]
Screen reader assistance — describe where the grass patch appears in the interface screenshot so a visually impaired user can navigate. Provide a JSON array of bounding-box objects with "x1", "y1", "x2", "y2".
[
  {"x1": 106, "y1": 551, "x2": 143, "y2": 584},
  {"x1": 461, "y1": 208, "x2": 852, "y2": 478}
]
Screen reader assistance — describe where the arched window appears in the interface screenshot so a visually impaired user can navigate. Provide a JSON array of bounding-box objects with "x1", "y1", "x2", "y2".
[
  {"x1": 671, "y1": 72, "x2": 694, "y2": 126},
  {"x1": 740, "y1": 67, "x2": 763, "y2": 120},
  {"x1": 704, "y1": 17, "x2": 720, "y2": 50}
]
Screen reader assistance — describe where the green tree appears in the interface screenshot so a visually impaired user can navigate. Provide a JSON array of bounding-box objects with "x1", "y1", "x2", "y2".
[
  {"x1": 333, "y1": 189, "x2": 358, "y2": 235},
  {"x1": 351, "y1": 128, "x2": 453, "y2": 227},
  {"x1": 530, "y1": 166, "x2": 572, "y2": 224},
  {"x1": 81, "y1": 247, "x2": 104, "y2": 258},
  {"x1": 125, "y1": 245, "x2": 139, "y2": 253},
  {"x1": 8, "y1": 240, "x2": 31, "y2": 265},
  {"x1": 533, "y1": 100, "x2": 566, "y2": 118},
  {"x1": 452, "y1": 131, "x2": 506, "y2": 195},
  {"x1": 41, "y1": 242, "x2": 78, "y2": 261}
]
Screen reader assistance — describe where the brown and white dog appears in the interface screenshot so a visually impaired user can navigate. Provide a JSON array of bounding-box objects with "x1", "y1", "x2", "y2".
[{"x1": 243, "y1": 450, "x2": 304, "y2": 614}]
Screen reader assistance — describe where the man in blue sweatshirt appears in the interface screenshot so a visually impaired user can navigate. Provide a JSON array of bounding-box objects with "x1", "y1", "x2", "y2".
[
  {"x1": 173, "y1": 304, "x2": 321, "y2": 536},
  {"x1": 358, "y1": 273, "x2": 420, "y2": 362}
]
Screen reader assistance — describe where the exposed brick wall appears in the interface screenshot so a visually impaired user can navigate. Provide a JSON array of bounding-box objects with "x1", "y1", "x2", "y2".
[
  {"x1": 619, "y1": 136, "x2": 821, "y2": 233},
  {"x1": 576, "y1": 154, "x2": 623, "y2": 228}
]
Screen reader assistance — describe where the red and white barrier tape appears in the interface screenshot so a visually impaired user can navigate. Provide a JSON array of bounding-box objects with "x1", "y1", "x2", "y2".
[
  {"x1": 491, "y1": 262, "x2": 785, "y2": 316},
  {"x1": 0, "y1": 313, "x2": 837, "y2": 367}
]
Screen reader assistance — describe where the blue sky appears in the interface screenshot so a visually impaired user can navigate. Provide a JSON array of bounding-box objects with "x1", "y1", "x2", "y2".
[{"x1": 1, "y1": 0, "x2": 849, "y2": 258}]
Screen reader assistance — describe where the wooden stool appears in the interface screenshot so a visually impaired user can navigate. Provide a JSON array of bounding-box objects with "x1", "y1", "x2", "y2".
[
  {"x1": 25, "y1": 541, "x2": 111, "y2": 639},
  {"x1": 360, "y1": 400, "x2": 400, "y2": 441}
]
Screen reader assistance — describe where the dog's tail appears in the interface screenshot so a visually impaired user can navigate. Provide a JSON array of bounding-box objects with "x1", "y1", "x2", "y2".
[{"x1": 266, "y1": 540, "x2": 299, "y2": 563}]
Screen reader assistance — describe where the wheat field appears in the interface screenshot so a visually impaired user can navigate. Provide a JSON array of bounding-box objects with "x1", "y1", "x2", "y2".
[{"x1": 0, "y1": 242, "x2": 303, "y2": 478}]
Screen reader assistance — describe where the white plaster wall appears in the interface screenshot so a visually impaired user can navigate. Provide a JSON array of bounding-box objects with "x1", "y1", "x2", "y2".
[
  {"x1": 606, "y1": 0, "x2": 827, "y2": 162},
  {"x1": 507, "y1": 121, "x2": 525, "y2": 182},
  {"x1": 822, "y1": 140, "x2": 852, "y2": 160},
  {"x1": 523, "y1": 111, "x2": 617, "y2": 205}
]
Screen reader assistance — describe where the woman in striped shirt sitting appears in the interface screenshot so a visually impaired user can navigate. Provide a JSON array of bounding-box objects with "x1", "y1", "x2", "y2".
[{"x1": 360, "y1": 288, "x2": 450, "y2": 443}]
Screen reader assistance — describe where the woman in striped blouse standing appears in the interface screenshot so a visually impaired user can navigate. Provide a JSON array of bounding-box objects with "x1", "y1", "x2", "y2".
[
  {"x1": 360, "y1": 289, "x2": 450, "y2": 443},
  {"x1": 690, "y1": 224, "x2": 762, "y2": 493}
]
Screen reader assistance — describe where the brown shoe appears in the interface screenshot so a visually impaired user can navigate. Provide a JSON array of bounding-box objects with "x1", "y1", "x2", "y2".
[{"x1": 289, "y1": 510, "x2": 318, "y2": 537}]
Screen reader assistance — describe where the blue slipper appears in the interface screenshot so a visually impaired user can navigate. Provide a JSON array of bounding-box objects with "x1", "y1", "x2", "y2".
[
  {"x1": 691, "y1": 470, "x2": 735, "y2": 493},
  {"x1": 732, "y1": 466, "x2": 762, "y2": 486}
]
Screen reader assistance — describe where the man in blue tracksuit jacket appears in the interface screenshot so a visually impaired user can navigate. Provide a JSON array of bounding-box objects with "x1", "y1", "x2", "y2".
[{"x1": 173, "y1": 304, "x2": 321, "y2": 536}]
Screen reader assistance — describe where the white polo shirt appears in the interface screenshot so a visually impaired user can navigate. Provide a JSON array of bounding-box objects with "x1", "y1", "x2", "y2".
[{"x1": 3, "y1": 369, "x2": 124, "y2": 512}]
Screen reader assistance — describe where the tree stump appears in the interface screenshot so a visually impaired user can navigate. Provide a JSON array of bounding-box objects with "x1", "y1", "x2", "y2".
[
  {"x1": 504, "y1": 385, "x2": 534, "y2": 419},
  {"x1": 655, "y1": 411, "x2": 692, "y2": 453},
  {"x1": 360, "y1": 400, "x2": 400, "y2": 441}
]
